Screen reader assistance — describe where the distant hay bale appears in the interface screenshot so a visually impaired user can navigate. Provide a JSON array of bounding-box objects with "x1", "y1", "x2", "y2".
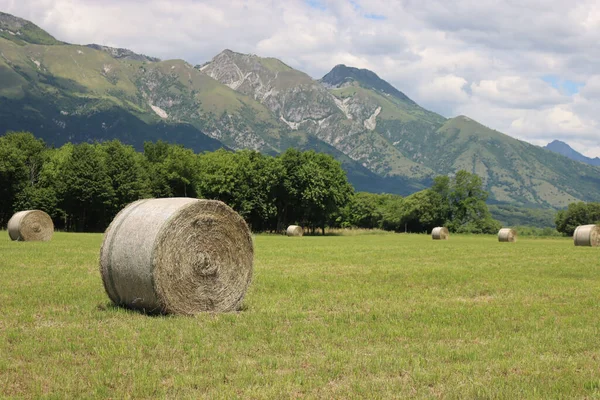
[
  {"x1": 498, "y1": 228, "x2": 517, "y2": 242},
  {"x1": 286, "y1": 225, "x2": 303, "y2": 237},
  {"x1": 573, "y1": 224, "x2": 600, "y2": 247},
  {"x1": 7, "y1": 210, "x2": 54, "y2": 241},
  {"x1": 431, "y1": 227, "x2": 449, "y2": 240},
  {"x1": 99, "y1": 198, "x2": 254, "y2": 315}
]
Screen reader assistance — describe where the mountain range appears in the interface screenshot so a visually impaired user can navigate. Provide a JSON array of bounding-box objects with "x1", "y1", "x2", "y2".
[
  {"x1": 1, "y1": 11, "x2": 599, "y2": 210},
  {"x1": 545, "y1": 140, "x2": 600, "y2": 167}
]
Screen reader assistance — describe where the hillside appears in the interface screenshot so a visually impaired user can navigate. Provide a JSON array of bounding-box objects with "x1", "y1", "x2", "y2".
[
  {"x1": 545, "y1": 140, "x2": 600, "y2": 167},
  {"x1": 426, "y1": 117, "x2": 600, "y2": 207},
  {"x1": 85, "y1": 44, "x2": 161, "y2": 63},
  {"x1": 1, "y1": 11, "x2": 600, "y2": 207},
  {"x1": 0, "y1": 11, "x2": 62, "y2": 45},
  {"x1": 317, "y1": 66, "x2": 600, "y2": 208},
  {"x1": 201, "y1": 50, "x2": 433, "y2": 180},
  {"x1": 0, "y1": 15, "x2": 426, "y2": 194}
]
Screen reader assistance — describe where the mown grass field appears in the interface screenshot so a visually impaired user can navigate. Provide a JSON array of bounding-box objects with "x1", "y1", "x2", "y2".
[{"x1": 1, "y1": 232, "x2": 599, "y2": 398}]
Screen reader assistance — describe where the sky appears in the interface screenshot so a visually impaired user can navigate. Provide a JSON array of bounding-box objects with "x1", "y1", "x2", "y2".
[{"x1": 2, "y1": 0, "x2": 600, "y2": 157}]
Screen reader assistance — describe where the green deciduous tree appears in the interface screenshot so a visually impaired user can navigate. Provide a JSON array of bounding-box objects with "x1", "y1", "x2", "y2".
[
  {"x1": 197, "y1": 149, "x2": 282, "y2": 231},
  {"x1": 399, "y1": 190, "x2": 446, "y2": 233},
  {"x1": 342, "y1": 170, "x2": 500, "y2": 234},
  {"x1": 277, "y1": 149, "x2": 353, "y2": 234},
  {"x1": 432, "y1": 170, "x2": 500, "y2": 234},
  {"x1": 99, "y1": 140, "x2": 151, "y2": 217},
  {"x1": 0, "y1": 132, "x2": 46, "y2": 224},
  {"x1": 144, "y1": 141, "x2": 199, "y2": 198},
  {"x1": 58, "y1": 143, "x2": 114, "y2": 231},
  {"x1": 555, "y1": 202, "x2": 600, "y2": 236}
]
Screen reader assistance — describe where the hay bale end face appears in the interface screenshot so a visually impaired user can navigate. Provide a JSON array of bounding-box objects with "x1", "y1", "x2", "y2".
[
  {"x1": 573, "y1": 224, "x2": 600, "y2": 247},
  {"x1": 498, "y1": 228, "x2": 517, "y2": 242},
  {"x1": 99, "y1": 198, "x2": 254, "y2": 315},
  {"x1": 286, "y1": 225, "x2": 303, "y2": 237},
  {"x1": 431, "y1": 227, "x2": 449, "y2": 240},
  {"x1": 7, "y1": 210, "x2": 54, "y2": 241}
]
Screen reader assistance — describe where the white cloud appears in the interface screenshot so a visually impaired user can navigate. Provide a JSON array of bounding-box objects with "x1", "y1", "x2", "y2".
[
  {"x1": 1, "y1": 0, "x2": 600, "y2": 157},
  {"x1": 510, "y1": 107, "x2": 590, "y2": 137},
  {"x1": 417, "y1": 75, "x2": 469, "y2": 116},
  {"x1": 471, "y1": 76, "x2": 566, "y2": 108}
]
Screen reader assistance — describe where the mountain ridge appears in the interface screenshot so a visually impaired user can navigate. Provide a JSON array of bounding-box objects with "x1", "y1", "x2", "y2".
[
  {"x1": 545, "y1": 140, "x2": 600, "y2": 167},
  {"x1": 0, "y1": 11, "x2": 62, "y2": 45},
  {"x1": 85, "y1": 44, "x2": 161, "y2": 63},
  {"x1": 0, "y1": 11, "x2": 599, "y2": 209},
  {"x1": 320, "y1": 64, "x2": 416, "y2": 104}
]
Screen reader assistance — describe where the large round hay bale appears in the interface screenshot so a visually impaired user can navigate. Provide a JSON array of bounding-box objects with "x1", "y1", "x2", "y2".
[
  {"x1": 573, "y1": 224, "x2": 600, "y2": 247},
  {"x1": 7, "y1": 210, "x2": 54, "y2": 241},
  {"x1": 498, "y1": 228, "x2": 517, "y2": 242},
  {"x1": 431, "y1": 227, "x2": 449, "y2": 240},
  {"x1": 286, "y1": 225, "x2": 303, "y2": 237},
  {"x1": 99, "y1": 198, "x2": 254, "y2": 315}
]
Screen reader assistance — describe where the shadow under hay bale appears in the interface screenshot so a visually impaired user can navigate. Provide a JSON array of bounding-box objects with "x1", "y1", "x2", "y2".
[
  {"x1": 498, "y1": 228, "x2": 517, "y2": 242},
  {"x1": 99, "y1": 198, "x2": 254, "y2": 315},
  {"x1": 7, "y1": 210, "x2": 54, "y2": 241},
  {"x1": 573, "y1": 224, "x2": 600, "y2": 247},
  {"x1": 286, "y1": 225, "x2": 303, "y2": 237},
  {"x1": 431, "y1": 227, "x2": 449, "y2": 240}
]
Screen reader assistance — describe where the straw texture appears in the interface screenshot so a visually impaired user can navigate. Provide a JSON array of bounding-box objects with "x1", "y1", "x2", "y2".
[
  {"x1": 498, "y1": 228, "x2": 517, "y2": 242},
  {"x1": 431, "y1": 227, "x2": 449, "y2": 240},
  {"x1": 286, "y1": 225, "x2": 303, "y2": 237},
  {"x1": 100, "y1": 198, "x2": 254, "y2": 315},
  {"x1": 573, "y1": 224, "x2": 600, "y2": 247},
  {"x1": 7, "y1": 210, "x2": 54, "y2": 241}
]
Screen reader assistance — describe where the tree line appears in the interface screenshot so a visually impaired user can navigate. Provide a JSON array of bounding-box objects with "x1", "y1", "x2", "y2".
[
  {"x1": 1, "y1": 131, "x2": 503, "y2": 234},
  {"x1": 340, "y1": 171, "x2": 501, "y2": 234},
  {"x1": 555, "y1": 202, "x2": 600, "y2": 236}
]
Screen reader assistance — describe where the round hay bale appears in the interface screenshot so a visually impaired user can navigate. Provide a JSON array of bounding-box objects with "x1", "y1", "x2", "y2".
[
  {"x1": 99, "y1": 198, "x2": 254, "y2": 315},
  {"x1": 498, "y1": 228, "x2": 517, "y2": 242},
  {"x1": 286, "y1": 225, "x2": 303, "y2": 237},
  {"x1": 7, "y1": 210, "x2": 54, "y2": 241},
  {"x1": 573, "y1": 224, "x2": 600, "y2": 247},
  {"x1": 431, "y1": 227, "x2": 449, "y2": 240}
]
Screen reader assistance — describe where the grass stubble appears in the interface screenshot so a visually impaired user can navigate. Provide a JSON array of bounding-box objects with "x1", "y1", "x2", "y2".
[{"x1": 0, "y1": 232, "x2": 599, "y2": 398}]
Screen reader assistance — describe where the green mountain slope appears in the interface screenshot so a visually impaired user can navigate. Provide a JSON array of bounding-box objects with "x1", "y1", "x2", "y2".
[
  {"x1": 323, "y1": 65, "x2": 447, "y2": 168},
  {"x1": 426, "y1": 116, "x2": 600, "y2": 207},
  {"x1": 0, "y1": 38, "x2": 216, "y2": 151},
  {"x1": 321, "y1": 64, "x2": 417, "y2": 104},
  {"x1": 0, "y1": 18, "x2": 299, "y2": 154},
  {"x1": 85, "y1": 44, "x2": 161, "y2": 63},
  {"x1": 0, "y1": 14, "x2": 423, "y2": 193},
  {"x1": 201, "y1": 50, "x2": 433, "y2": 179},
  {"x1": 1, "y1": 11, "x2": 599, "y2": 207},
  {"x1": 318, "y1": 66, "x2": 600, "y2": 207},
  {"x1": 545, "y1": 140, "x2": 600, "y2": 167},
  {"x1": 0, "y1": 11, "x2": 62, "y2": 45}
]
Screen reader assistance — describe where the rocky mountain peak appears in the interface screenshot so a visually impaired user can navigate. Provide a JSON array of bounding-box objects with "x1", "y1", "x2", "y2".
[
  {"x1": 85, "y1": 44, "x2": 160, "y2": 62},
  {"x1": 320, "y1": 64, "x2": 414, "y2": 104},
  {"x1": 545, "y1": 140, "x2": 600, "y2": 167},
  {"x1": 0, "y1": 11, "x2": 28, "y2": 31},
  {"x1": 0, "y1": 12, "x2": 61, "y2": 45},
  {"x1": 200, "y1": 49, "x2": 314, "y2": 99}
]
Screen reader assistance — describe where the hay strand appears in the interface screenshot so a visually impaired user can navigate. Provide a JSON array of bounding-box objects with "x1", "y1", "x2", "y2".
[
  {"x1": 573, "y1": 224, "x2": 600, "y2": 247},
  {"x1": 7, "y1": 210, "x2": 54, "y2": 241},
  {"x1": 431, "y1": 227, "x2": 449, "y2": 240},
  {"x1": 498, "y1": 228, "x2": 517, "y2": 242},
  {"x1": 99, "y1": 198, "x2": 254, "y2": 315},
  {"x1": 286, "y1": 225, "x2": 303, "y2": 237}
]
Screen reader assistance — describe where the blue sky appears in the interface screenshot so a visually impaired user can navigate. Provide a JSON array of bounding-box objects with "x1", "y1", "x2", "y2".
[
  {"x1": 305, "y1": 0, "x2": 326, "y2": 11},
  {"x1": 542, "y1": 76, "x2": 583, "y2": 96}
]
